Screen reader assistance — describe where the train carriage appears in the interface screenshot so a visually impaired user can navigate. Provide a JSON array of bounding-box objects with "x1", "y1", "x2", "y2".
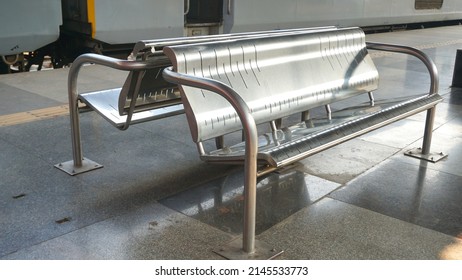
[{"x1": 1, "y1": 0, "x2": 462, "y2": 73}]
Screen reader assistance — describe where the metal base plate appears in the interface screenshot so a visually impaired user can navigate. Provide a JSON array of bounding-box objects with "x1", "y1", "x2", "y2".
[
  {"x1": 214, "y1": 237, "x2": 284, "y2": 260},
  {"x1": 404, "y1": 148, "x2": 448, "y2": 163},
  {"x1": 55, "y1": 158, "x2": 103, "y2": 176}
]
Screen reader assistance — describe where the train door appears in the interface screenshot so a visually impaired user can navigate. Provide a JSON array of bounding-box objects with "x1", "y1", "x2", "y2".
[{"x1": 184, "y1": 0, "x2": 224, "y2": 36}]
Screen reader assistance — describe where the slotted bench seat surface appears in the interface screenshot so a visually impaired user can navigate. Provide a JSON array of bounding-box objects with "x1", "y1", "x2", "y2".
[
  {"x1": 78, "y1": 88, "x2": 184, "y2": 128},
  {"x1": 203, "y1": 93, "x2": 441, "y2": 168}
]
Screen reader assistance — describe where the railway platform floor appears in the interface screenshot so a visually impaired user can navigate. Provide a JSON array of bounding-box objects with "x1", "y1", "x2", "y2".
[{"x1": 0, "y1": 25, "x2": 461, "y2": 260}]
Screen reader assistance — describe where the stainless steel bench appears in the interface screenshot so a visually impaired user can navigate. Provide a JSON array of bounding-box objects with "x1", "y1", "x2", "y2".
[
  {"x1": 162, "y1": 26, "x2": 446, "y2": 259},
  {"x1": 55, "y1": 27, "x2": 335, "y2": 175}
]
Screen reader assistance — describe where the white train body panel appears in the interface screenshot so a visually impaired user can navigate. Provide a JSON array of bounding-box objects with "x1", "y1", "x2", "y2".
[
  {"x1": 0, "y1": 0, "x2": 62, "y2": 56},
  {"x1": 92, "y1": 0, "x2": 184, "y2": 44},
  {"x1": 225, "y1": 0, "x2": 462, "y2": 32},
  {"x1": 1, "y1": 0, "x2": 462, "y2": 57}
]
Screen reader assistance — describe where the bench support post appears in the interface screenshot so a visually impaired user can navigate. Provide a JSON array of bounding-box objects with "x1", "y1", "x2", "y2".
[
  {"x1": 404, "y1": 106, "x2": 447, "y2": 162},
  {"x1": 422, "y1": 107, "x2": 436, "y2": 155},
  {"x1": 55, "y1": 55, "x2": 104, "y2": 175},
  {"x1": 55, "y1": 96, "x2": 103, "y2": 175}
]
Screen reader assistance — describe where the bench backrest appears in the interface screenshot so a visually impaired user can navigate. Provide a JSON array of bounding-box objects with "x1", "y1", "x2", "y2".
[
  {"x1": 118, "y1": 55, "x2": 180, "y2": 116},
  {"x1": 163, "y1": 27, "x2": 379, "y2": 143},
  {"x1": 117, "y1": 27, "x2": 339, "y2": 117}
]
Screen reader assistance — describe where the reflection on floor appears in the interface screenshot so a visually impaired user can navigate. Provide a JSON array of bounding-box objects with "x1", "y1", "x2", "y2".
[{"x1": 161, "y1": 170, "x2": 341, "y2": 235}]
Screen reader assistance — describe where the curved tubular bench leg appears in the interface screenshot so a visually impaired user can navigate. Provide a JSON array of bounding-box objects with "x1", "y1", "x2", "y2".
[
  {"x1": 366, "y1": 42, "x2": 448, "y2": 163},
  {"x1": 55, "y1": 54, "x2": 158, "y2": 175},
  {"x1": 163, "y1": 67, "x2": 283, "y2": 260}
]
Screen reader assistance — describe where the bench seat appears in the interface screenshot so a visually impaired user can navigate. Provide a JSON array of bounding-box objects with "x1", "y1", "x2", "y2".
[
  {"x1": 78, "y1": 88, "x2": 184, "y2": 129},
  {"x1": 203, "y1": 93, "x2": 441, "y2": 174}
]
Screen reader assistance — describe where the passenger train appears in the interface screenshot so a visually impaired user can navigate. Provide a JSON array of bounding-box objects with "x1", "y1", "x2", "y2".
[{"x1": 1, "y1": 0, "x2": 462, "y2": 73}]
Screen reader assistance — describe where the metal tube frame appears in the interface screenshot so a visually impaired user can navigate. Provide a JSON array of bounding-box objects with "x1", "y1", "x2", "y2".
[
  {"x1": 55, "y1": 53, "x2": 159, "y2": 175},
  {"x1": 366, "y1": 42, "x2": 445, "y2": 161}
]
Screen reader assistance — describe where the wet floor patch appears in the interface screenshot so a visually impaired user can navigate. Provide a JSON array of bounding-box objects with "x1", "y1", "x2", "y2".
[{"x1": 160, "y1": 169, "x2": 340, "y2": 235}]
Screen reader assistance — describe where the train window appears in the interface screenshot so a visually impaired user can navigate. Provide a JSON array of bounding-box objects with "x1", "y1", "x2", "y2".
[
  {"x1": 415, "y1": 0, "x2": 443, "y2": 9},
  {"x1": 186, "y1": 0, "x2": 223, "y2": 24}
]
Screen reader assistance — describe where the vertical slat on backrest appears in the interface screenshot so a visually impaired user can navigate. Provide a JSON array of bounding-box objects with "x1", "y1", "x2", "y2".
[
  {"x1": 118, "y1": 55, "x2": 177, "y2": 116},
  {"x1": 164, "y1": 27, "x2": 379, "y2": 143}
]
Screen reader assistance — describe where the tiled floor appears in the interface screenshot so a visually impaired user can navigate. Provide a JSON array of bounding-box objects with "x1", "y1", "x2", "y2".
[{"x1": 1, "y1": 25, "x2": 461, "y2": 260}]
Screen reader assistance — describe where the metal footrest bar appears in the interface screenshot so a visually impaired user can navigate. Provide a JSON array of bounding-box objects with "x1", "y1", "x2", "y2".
[
  {"x1": 54, "y1": 158, "x2": 103, "y2": 176},
  {"x1": 214, "y1": 237, "x2": 283, "y2": 260},
  {"x1": 404, "y1": 147, "x2": 448, "y2": 163}
]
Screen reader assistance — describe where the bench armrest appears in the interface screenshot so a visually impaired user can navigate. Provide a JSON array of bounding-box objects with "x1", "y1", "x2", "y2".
[
  {"x1": 67, "y1": 54, "x2": 160, "y2": 165},
  {"x1": 68, "y1": 53, "x2": 159, "y2": 107},
  {"x1": 366, "y1": 42, "x2": 440, "y2": 155},
  {"x1": 163, "y1": 66, "x2": 259, "y2": 252},
  {"x1": 366, "y1": 42, "x2": 439, "y2": 94}
]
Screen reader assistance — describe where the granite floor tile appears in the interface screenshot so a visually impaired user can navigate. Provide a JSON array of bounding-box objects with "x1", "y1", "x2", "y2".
[
  {"x1": 0, "y1": 113, "x2": 237, "y2": 199},
  {"x1": 295, "y1": 138, "x2": 399, "y2": 184},
  {"x1": 444, "y1": 88, "x2": 462, "y2": 105},
  {"x1": 329, "y1": 159, "x2": 462, "y2": 238},
  {"x1": 2, "y1": 202, "x2": 231, "y2": 260},
  {"x1": 358, "y1": 119, "x2": 428, "y2": 149},
  {"x1": 393, "y1": 116, "x2": 462, "y2": 177},
  {"x1": 0, "y1": 65, "x2": 127, "y2": 104},
  {"x1": 259, "y1": 198, "x2": 459, "y2": 260},
  {"x1": 0, "y1": 82, "x2": 60, "y2": 114},
  {"x1": 0, "y1": 121, "x2": 233, "y2": 256}
]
